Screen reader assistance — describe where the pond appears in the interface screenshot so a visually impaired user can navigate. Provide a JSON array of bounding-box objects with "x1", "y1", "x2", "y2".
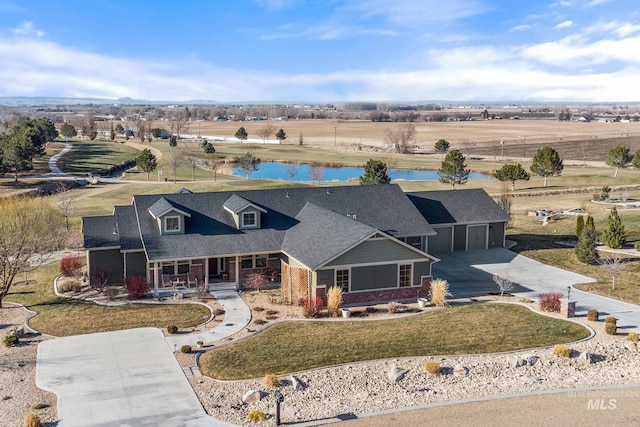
[{"x1": 232, "y1": 161, "x2": 492, "y2": 182}]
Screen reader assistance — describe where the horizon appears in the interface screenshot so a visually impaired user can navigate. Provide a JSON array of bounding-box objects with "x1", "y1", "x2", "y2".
[{"x1": 1, "y1": 1, "x2": 639, "y2": 103}]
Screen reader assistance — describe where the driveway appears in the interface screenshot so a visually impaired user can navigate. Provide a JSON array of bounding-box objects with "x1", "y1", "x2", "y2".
[
  {"x1": 36, "y1": 328, "x2": 236, "y2": 427},
  {"x1": 432, "y1": 248, "x2": 640, "y2": 331}
]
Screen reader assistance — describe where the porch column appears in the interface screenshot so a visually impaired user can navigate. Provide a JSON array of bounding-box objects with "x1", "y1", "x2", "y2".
[
  {"x1": 153, "y1": 262, "x2": 159, "y2": 297},
  {"x1": 204, "y1": 258, "x2": 209, "y2": 286},
  {"x1": 235, "y1": 255, "x2": 240, "y2": 290},
  {"x1": 123, "y1": 252, "x2": 127, "y2": 280}
]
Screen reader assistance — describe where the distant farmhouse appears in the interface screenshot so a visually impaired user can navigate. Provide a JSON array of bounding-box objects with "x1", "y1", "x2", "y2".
[{"x1": 82, "y1": 185, "x2": 509, "y2": 304}]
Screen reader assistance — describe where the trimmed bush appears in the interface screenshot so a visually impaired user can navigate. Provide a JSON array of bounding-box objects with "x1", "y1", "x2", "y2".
[
  {"x1": 605, "y1": 323, "x2": 617, "y2": 335},
  {"x1": 24, "y1": 414, "x2": 41, "y2": 427},
  {"x1": 265, "y1": 309, "x2": 279, "y2": 316},
  {"x1": 425, "y1": 361, "x2": 441, "y2": 375},
  {"x1": 327, "y1": 286, "x2": 343, "y2": 317},
  {"x1": 253, "y1": 319, "x2": 267, "y2": 325},
  {"x1": 181, "y1": 345, "x2": 192, "y2": 354},
  {"x1": 167, "y1": 325, "x2": 178, "y2": 334},
  {"x1": 265, "y1": 315, "x2": 278, "y2": 320},
  {"x1": 587, "y1": 309, "x2": 599, "y2": 321},
  {"x1": 430, "y1": 279, "x2": 451, "y2": 307},
  {"x1": 387, "y1": 301, "x2": 401, "y2": 314},
  {"x1": 247, "y1": 409, "x2": 267, "y2": 422},
  {"x1": 538, "y1": 292, "x2": 562, "y2": 312},
  {"x1": 213, "y1": 308, "x2": 225, "y2": 316},
  {"x1": 126, "y1": 276, "x2": 148, "y2": 300},
  {"x1": 3, "y1": 329, "x2": 19, "y2": 347},
  {"x1": 31, "y1": 403, "x2": 47, "y2": 410},
  {"x1": 605, "y1": 316, "x2": 617, "y2": 325},
  {"x1": 302, "y1": 297, "x2": 323, "y2": 318},
  {"x1": 60, "y1": 254, "x2": 83, "y2": 277},
  {"x1": 253, "y1": 306, "x2": 265, "y2": 312},
  {"x1": 103, "y1": 287, "x2": 119, "y2": 301},
  {"x1": 553, "y1": 344, "x2": 571, "y2": 358},
  {"x1": 263, "y1": 374, "x2": 280, "y2": 388},
  {"x1": 627, "y1": 332, "x2": 639, "y2": 342}
]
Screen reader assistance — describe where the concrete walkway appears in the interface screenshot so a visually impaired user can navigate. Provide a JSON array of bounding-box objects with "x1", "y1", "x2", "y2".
[
  {"x1": 46, "y1": 142, "x2": 72, "y2": 175},
  {"x1": 432, "y1": 248, "x2": 640, "y2": 331},
  {"x1": 165, "y1": 283, "x2": 252, "y2": 349}
]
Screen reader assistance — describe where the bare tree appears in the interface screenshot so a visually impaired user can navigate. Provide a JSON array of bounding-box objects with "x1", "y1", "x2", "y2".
[
  {"x1": 55, "y1": 182, "x2": 76, "y2": 231},
  {"x1": 597, "y1": 256, "x2": 628, "y2": 291},
  {"x1": 492, "y1": 273, "x2": 515, "y2": 299},
  {"x1": 286, "y1": 164, "x2": 298, "y2": 181},
  {"x1": 168, "y1": 110, "x2": 189, "y2": 140},
  {"x1": 256, "y1": 124, "x2": 276, "y2": 143},
  {"x1": 384, "y1": 123, "x2": 416, "y2": 154},
  {"x1": 208, "y1": 159, "x2": 224, "y2": 181},
  {"x1": 165, "y1": 147, "x2": 183, "y2": 183},
  {"x1": 309, "y1": 163, "x2": 325, "y2": 185},
  {"x1": 136, "y1": 119, "x2": 146, "y2": 143}
]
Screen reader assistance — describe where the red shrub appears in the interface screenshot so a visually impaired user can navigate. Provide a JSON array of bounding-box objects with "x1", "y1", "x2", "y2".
[
  {"x1": 243, "y1": 272, "x2": 268, "y2": 292},
  {"x1": 60, "y1": 254, "x2": 83, "y2": 277},
  {"x1": 302, "y1": 297, "x2": 323, "y2": 318},
  {"x1": 126, "y1": 276, "x2": 148, "y2": 300},
  {"x1": 538, "y1": 292, "x2": 562, "y2": 312}
]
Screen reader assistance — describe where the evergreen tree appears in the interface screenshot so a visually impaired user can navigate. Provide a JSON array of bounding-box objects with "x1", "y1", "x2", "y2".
[
  {"x1": 575, "y1": 215, "x2": 584, "y2": 239},
  {"x1": 576, "y1": 218, "x2": 598, "y2": 264},
  {"x1": 135, "y1": 148, "x2": 157, "y2": 180},
  {"x1": 60, "y1": 122, "x2": 77, "y2": 140},
  {"x1": 169, "y1": 135, "x2": 178, "y2": 147},
  {"x1": 606, "y1": 145, "x2": 632, "y2": 177},
  {"x1": 493, "y1": 163, "x2": 530, "y2": 191},
  {"x1": 434, "y1": 139, "x2": 450, "y2": 157},
  {"x1": 530, "y1": 146, "x2": 563, "y2": 187},
  {"x1": 438, "y1": 149, "x2": 470, "y2": 189},
  {"x1": 275, "y1": 129, "x2": 287, "y2": 142},
  {"x1": 601, "y1": 207, "x2": 625, "y2": 249},
  {"x1": 359, "y1": 158, "x2": 391, "y2": 185},
  {"x1": 235, "y1": 127, "x2": 248, "y2": 142}
]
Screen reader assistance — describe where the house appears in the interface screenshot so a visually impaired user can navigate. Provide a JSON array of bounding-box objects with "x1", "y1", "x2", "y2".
[
  {"x1": 408, "y1": 189, "x2": 510, "y2": 252},
  {"x1": 82, "y1": 185, "x2": 509, "y2": 305}
]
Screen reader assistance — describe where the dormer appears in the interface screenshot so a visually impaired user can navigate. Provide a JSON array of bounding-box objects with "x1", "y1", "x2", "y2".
[
  {"x1": 223, "y1": 194, "x2": 267, "y2": 230},
  {"x1": 148, "y1": 197, "x2": 191, "y2": 235}
]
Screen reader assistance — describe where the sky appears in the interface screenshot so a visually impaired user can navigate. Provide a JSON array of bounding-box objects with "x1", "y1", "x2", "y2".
[{"x1": 1, "y1": 0, "x2": 639, "y2": 103}]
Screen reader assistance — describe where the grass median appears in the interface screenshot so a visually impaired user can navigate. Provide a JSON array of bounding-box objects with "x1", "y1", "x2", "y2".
[
  {"x1": 7, "y1": 263, "x2": 210, "y2": 336},
  {"x1": 200, "y1": 303, "x2": 589, "y2": 380}
]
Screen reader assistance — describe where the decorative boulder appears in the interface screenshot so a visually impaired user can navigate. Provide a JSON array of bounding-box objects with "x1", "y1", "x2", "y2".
[
  {"x1": 578, "y1": 352, "x2": 592, "y2": 365},
  {"x1": 452, "y1": 364, "x2": 469, "y2": 377},
  {"x1": 290, "y1": 375, "x2": 306, "y2": 390},
  {"x1": 242, "y1": 390, "x2": 263, "y2": 403},
  {"x1": 623, "y1": 342, "x2": 638, "y2": 352},
  {"x1": 387, "y1": 366, "x2": 408, "y2": 383},
  {"x1": 509, "y1": 355, "x2": 526, "y2": 368},
  {"x1": 520, "y1": 374, "x2": 538, "y2": 384},
  {"x1": 523, "y1": 354, "x2": 539, "y2": 366}
]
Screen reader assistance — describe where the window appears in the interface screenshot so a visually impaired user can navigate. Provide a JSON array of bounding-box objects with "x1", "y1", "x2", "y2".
[
  {"x1": 177, "y1": 262, "x2": 190, "y2": 274},
  {"x1": 406, "y1": 236, "x2": 422, "y2": 250},
  {"x1": 240, "y1": 254, "x2": 268, "y2": 269},
  {"x1": 241, "y1": 255, "x2": 253, "y2": 269},
  {"x1": 164, "y1": 216, "x2": 180, "y2": 232},
  {"x1": 242, "y1": 211, "x2": 257, "y2": 228},
  {"x1": 399, "y1": 264, "x2": 412, "y2": 287},
  {"x1": 255, "y1": 255, "x2": 267, "y2": 268},
  {"x1": 161, "y1": 262, "x2": 174, "y2": 275},
  {"x1": 336, "y1": 269, "x2": 349, "y2": 292}
]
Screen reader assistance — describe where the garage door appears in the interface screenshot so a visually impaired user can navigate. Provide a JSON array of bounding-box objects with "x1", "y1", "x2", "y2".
[
  {"x1": 467, "y1": 225, "x2": 488, "y2": 250},
  {"x1": 429, "y1": 227, "x2": 452, "y2": 252}
]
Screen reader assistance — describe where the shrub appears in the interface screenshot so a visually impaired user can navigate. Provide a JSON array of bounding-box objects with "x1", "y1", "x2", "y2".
[
  {"x1": 387, "y1": 301, "x2": 401, "y2": 314},
  {"x1": 3, "y1": 329, "x2": 19, "y2": 347},
  {"x1": 126, "y1": 276, "x2": 148, "y2": 300},
  {"x1": 605, "y1": 323, "x2": 617, "y2": 335},
  {"x1": 243, "y1": 272, "x2": 268, "y2": 292},
  {"x1": 181, "y1": 345, "x2": 192, "y2": 354},
  {"x1": 265, "y1": 309, "x2": 279, "y2": 316},
  {"x1": 302, "y1": 297, "x2": 323, "y2": 318},
  {"x1": 264, "y1": 374, "x2": 280, "y2": 388},
  {"x1": 430, "y1": 279, "x2": 451, "y2": 307},
  {"x1": 167, "y1": 325, "x2": 178, "y2": 334},
  {"x1": 30, "y1": 403, "x2": 47, "y2": 410},
  {"x1": 538, "y1": 292, "x2": 562, "y2": 312},
  {"x1": 327, "y1": 286, "x2": 343, "y2": 317},
  {"x1": 587, "y1": 309, "x2": 599, "y2": 321},
  {"x1": 627, "y1": 332, "x2": 639, "y2": 342},
  {"x1": 103, "y1": 287, "x2": 119, "y2": 301},
  {"x1": 24, "y1": 414, "x2": 41, "y2": 427},
  {"x1": 265, "y1": 315, "x2": 278, "y2": 320},
  {"x1": 365, "y1": 307, "x2": 378, "y2": 313},
  {"x1": 60, "y1": 254, "x2": 83, "y2": 277},
  {"x1": 635, "y1": 241, "x2": 640, "y2": 251},
  {"x1": 425, "y1": 361, "x2": 441, "y2": 375},
  {"x1": 605, "y1": 316, "x2": 617, "y2": 325},
  {"x1": 247, "y1": 409, "x2": 267, "y2": 422},
  {"x1": 71, "y1": 281, "x2": 84, "y2": 293},
  {"x1": 253, "y1": 306, "x2": 265, "y2": 312},
  {"x1": 253, "y1": 319, "x2": 267, "y2": 325},
  {"x1": 89, "y1": 267, "x2": 111, "y2": 290},
  {"x1": 553, "y1": 344, "x2": 571, "y2": 357},
  {"x1": 213, "y1": 308, "x2": 225, "y2": 316}
]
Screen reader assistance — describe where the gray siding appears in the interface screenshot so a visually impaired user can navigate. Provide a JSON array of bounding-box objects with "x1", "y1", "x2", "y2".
[
  {"x1": 88, "y1": 249, "x2": 124, "y2": 285},
  {"x1": 351, "y1": 264, "x2": 397, "y2": 291},
  {"x1": 468, "y1": 225, "x2": 487, "y2": 250},
  {"x1": 454, "y1": 225, "x2": 466, "y2": 251},
  {"x1": 125, "y1": 251, "x2": 147, "y2": 278},
  {"x1": 414, "y1": 261, "x2": 431, "y2": 285},
  {"x1": 488, "y1": 222, "x2": 506, "y2": 248},
  {"x1": 429, "y1": 227, "x2": 452, "y2": 252},
  {"x1": 327, "y1": 239, "x2": 421, "y2": 266}
]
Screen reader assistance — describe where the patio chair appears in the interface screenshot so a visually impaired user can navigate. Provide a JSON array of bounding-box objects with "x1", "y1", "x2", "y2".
[
  {"x1": 187, "y1": 272, "x2": 198, "y2": 288},
  {"x1": 161, "y1": 274, "x2": 173, "y2": 288}
]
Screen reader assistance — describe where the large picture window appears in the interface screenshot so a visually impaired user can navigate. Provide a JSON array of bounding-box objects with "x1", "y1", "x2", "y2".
[
  {"x1": 336, "y1": 269, "x2": 349, "y2": 292},
  {"x1": 399, "y1": 264, "x2": 412, "y2": 287}
]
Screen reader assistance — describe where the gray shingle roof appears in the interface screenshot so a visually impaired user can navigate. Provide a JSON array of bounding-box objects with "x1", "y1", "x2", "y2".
[
  {"x1": 282, "y1": 203, "x2": 377, "y2": 270},
  {"x1": 408, "y1": 189, "x2": 511, "y2": 225},
  {"x1": 223, "y1": 194, "x2": 267, "y2": 214},
  {"x1": 82, "y1": 216, "x2": 119, "y2": 249},
  {"x1": 114, "y1": 205, "x2": 143, "y2": 251}
]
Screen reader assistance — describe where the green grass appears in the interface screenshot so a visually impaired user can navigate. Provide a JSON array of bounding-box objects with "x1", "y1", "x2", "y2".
[
  {"x1": 200, "y1": 304, "x2": 589, "y2": 380},
  {"x1": 57, "y1": 139, "x2": 140, "y2": 175},
  {"x1": 6, "y1": 263, "x2": 210, "y2": 337}
]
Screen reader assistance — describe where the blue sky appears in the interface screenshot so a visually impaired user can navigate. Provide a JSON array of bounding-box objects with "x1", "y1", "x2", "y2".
[{"x1": 1, "y1": 0, "x2": 639, "y2": 102}]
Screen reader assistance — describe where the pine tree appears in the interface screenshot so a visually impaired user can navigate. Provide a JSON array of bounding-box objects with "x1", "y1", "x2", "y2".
[
  {"x1": 530, "y1": 146, "x2": 563, "y2": 187},
  {"x1": 576, "y1": 215, "x2": 598, "y2": 264},
  {"x1": 601, "y1": 207, "x2": 625, "y2": 249},
  {"x1": 438, "y1": 149, "x2": 470, "y2": 189},
  {"x1": 359, "y1": 159, "x2": 391, "y2": 185},
  {"x1": 575, "y1": 215, "x2": 584, "y2": 239}
]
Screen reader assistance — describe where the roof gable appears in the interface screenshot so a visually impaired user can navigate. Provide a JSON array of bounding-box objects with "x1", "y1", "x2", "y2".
[
  {"x1": 148, "y1": 197, "x2": 191, "y2": 219},
  {"x1": 408, "y1": 188, "x2": 510, "y2": 225},
  {"x1": 223, "y1": 194, "x2": 267, "y2": 215}
]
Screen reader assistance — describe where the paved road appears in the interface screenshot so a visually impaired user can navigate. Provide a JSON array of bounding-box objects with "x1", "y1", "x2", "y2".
[{"x1": 432, "y1": 248, "x2": 640, "y2": 331}]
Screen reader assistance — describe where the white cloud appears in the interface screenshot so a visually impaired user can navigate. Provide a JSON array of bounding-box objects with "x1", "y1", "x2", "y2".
[
  {"x1": 509, "y1": 24, "x2": 532, "y2": 32},
  {"x1": 11, "y1": 21, "x2": 44, "y2": 37},
  {"x1": 587, "y1": 0, "x2": 614, "y2": 6},
  {"x1": 555, "y1": 20, "x2": 574, "y2": 29},
  {"x1": 550, "y1": 1, "x2": 571, "y2": 7}
]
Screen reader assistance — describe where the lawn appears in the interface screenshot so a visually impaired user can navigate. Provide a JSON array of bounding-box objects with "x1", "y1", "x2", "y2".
[
  {"x1": 56, "y1": 139, "x2": 140, "y2": 175},
  {"x1": 199, "y1": 303, "x2": 589, "y2": 380},
  {"x1": 6, "y1": 263, "x2": 210, "y2": 337}
]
